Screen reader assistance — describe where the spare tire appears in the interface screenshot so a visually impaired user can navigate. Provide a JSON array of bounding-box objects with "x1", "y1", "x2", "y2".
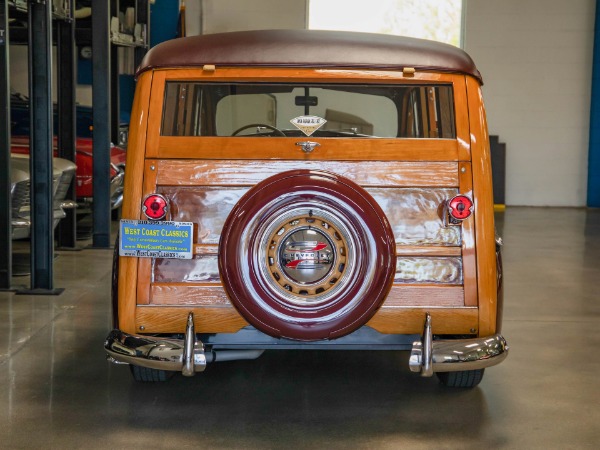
[{"x1": 218, "y1": 170, "x2": 396, "y2": 341}]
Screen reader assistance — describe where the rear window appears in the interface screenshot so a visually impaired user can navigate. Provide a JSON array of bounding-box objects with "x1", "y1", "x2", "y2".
[{"x1": 161, "y1": 82, "x2": 455, "y2": 139}]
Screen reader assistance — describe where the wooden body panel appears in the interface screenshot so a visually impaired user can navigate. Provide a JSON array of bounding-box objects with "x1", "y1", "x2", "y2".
[
  {"x1": 155, "y1": 137, "x2": 459, "y2": 161},
  {"x1": 189, "y1": 243, "x2": 462, "y2": 257},
  {"x1": 134, "y1": 304, "x2": 477, "y2": 335},
  {"x1": 152, "y1": 255, "x2": 463, "y2": 285},
  {"x1": 156, "y1": 184, "x2": 462, "y2": 246},
  {"x1": 366, "y1": 306, "x2": 478, "y2": 334},
  {"x1": 155, "y1": 160, "x2": 459, "y2": 187},
  {"x1": 117, "y1": 66, "x2": 498, "y2": 339},
  {"x1": 149, "y1": 284, "x2": 464, "y2": 308},
  {"x1": 136, "y1": 306, "x2": 249, "y2": 334}
]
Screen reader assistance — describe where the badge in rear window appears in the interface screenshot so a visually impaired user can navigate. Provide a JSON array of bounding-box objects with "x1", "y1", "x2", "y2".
[{"x1": 290, "y1": 115, "x2": 327, "y2": 136}]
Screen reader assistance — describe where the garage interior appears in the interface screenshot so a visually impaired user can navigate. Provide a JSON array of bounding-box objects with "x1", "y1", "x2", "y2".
[{"x1": 1, "y1": 1, "x2": 599, "y2": 448}]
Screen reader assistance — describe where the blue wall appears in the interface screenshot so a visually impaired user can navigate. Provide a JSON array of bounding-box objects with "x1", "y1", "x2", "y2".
[{"x1": 150, "y1": 0, "x2": 181, "y2": 48}]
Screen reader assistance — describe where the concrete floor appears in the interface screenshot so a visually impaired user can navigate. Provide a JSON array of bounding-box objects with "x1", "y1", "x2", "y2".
[{"x1": 0, "y1": 207, "x2": 598, "y2": 449}]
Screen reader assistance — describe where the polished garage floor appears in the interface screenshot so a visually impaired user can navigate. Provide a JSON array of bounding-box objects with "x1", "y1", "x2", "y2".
[{"x1": 0, "y1": 207, "x2": 598, "y2": 449}]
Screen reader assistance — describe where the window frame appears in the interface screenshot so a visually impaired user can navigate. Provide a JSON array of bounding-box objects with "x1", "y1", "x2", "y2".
[
  {"x1": 145, "y1": 67, "x2": 471, "y2": 162},
  {"x1": 160, "y1": 81, "x2": 457, "y2": 139}
]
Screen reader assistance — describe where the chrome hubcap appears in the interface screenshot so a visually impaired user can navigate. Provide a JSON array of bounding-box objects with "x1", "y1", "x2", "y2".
[{"x1": 265, "y1": 214, "x2": 348, "y2": 300}]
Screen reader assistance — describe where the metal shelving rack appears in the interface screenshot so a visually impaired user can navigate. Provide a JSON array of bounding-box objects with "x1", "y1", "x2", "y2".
[
  {"x1": 0, "y1": 0, "x2": 149, "y2": 290},
  {"x1": 87, "y1": 0, "x2": 149, "y2": 248}
]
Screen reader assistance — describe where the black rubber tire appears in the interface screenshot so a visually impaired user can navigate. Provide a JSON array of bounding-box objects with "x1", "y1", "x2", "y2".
[
  {"x1": 129, "y1": 364, "x2": 175, "y2": 383},
  {"x1": 437, "y1": 369, "x2": 485, "y2": 388}
]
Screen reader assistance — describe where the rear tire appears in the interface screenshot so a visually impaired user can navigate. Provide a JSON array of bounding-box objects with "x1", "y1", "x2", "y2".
[
  {"x1": 436, "y1": 369, "x2": 485, "y2": 388},
  {"x1": 129, "y1": 365, "x2": 175, "y2": 382}
]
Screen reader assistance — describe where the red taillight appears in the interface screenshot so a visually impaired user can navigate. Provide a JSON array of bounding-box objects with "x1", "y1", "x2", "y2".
[
  {"x1": 142, "y1": 194, "x2": 169, "y2": 220},
  {"x1": 448, "y1": 195, "x2": 474, "y2": 221}
]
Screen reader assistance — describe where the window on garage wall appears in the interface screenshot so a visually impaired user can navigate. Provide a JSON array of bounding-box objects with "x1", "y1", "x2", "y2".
[{"x1": 308, "y1": 0, "x2": 464, "y2": 48}]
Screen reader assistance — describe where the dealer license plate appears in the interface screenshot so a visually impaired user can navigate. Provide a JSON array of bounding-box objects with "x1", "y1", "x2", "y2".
[{"x1": 119, "y1": 220, "x2": 194, "y2": 259}]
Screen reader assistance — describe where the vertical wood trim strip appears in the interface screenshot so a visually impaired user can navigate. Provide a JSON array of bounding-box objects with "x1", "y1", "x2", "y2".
[
  {"x1": 460, "y1": 162, "x2": 478, "y2": 307},
  {"x1": 453, "y1": 75, "x2": 471, "y2": 161},
  {"x1": 467, "y1": 76, "x2": 497, "y2": 336},
  {"x1": 119, "y1": 70, "x2": 153, "y2": 333},
  {"x1": 145, "y1": 71, "x2": 166, "y2": 158},
  {"x1": 135, "y1": 159, "x2": 159, "y2": 307}
]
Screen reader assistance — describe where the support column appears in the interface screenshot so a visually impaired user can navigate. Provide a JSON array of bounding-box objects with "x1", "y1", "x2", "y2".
[
  {"x1": 92, "y1": 0, "x2": 111, "y2": 248},
  {"x1": 24, "y1": 0, "x2": 62, "y2": 294},
  {"x1": 56, "y1": 2, "x2": 77, "y2": 249}
]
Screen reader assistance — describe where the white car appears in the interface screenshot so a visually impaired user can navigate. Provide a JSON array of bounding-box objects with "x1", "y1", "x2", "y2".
[{"x1": 10, "y1": 154, "x2": 77, "y2": 239}]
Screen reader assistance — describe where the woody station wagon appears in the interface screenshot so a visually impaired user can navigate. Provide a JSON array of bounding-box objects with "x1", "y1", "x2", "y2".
[{"x1": 105, "y1": 30, "x2": 508, "y2": 388}]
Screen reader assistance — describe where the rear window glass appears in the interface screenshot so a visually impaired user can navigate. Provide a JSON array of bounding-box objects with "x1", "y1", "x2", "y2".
[{"x1": 161, "y1": 82, "x2": 455, "y2": 139}]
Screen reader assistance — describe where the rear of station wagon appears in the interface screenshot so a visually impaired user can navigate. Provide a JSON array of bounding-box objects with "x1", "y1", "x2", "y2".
[{"x1": 105, "y1": 30, "x2": 508, "y2": 388}]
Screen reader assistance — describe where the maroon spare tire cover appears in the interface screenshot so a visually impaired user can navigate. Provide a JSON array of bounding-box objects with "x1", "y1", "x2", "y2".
[{"x1": 218, "y1": 170, "x2": 396, "y2": 341}]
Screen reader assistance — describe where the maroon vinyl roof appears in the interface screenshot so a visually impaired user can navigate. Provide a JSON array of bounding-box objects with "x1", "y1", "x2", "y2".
[{"x1": 137, "y1": 29, "x2": 482, "y2": 83}]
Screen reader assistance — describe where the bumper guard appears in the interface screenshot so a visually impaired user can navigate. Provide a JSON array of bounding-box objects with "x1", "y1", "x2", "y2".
[
  {"x1": 105, "y1": 313, "x2": 207, "y2": 376},
  {"x1": 409, "y1": 313, "x2": 509, "y2": 376}
]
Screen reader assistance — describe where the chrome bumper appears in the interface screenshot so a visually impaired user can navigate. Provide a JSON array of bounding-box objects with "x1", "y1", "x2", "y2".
[
  {"x1": 105, "y1": 313, "x2": 264, "y2": 376},
  {"x1": 106, "y1": 313, "x2": 208, "y2": 376},
  {"x1": 409, "y1": 313, "x2": 509, "y2": 376},
  {"x1": 106, "y1": 312, "x2": 508, "y2": 377}
]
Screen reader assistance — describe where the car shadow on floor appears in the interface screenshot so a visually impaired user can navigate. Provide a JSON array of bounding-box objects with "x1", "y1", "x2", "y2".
[{"x1": 108, "y1": 349, "x2": 493, "y2": 447}]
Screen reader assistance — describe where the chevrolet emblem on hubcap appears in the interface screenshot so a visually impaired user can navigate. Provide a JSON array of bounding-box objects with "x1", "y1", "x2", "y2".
[
  {"x1": 281, "y1": 236, "x2": 333, "y2": 282},
  {"x1": 266, "y1": 215, "x2": 347, "y2": 297}
]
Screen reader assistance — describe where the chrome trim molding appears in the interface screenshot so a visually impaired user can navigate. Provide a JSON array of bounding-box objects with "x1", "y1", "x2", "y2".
[
  {"x1": 11, "y1": 218, "x2": 31, "y2": 228},
  {"x1": 60, "y1": 200, "x2": 78, "y2": 209},
  {"x1": 110, "y1": 193, "x2": 124, "y2": 210},
  {"x1": 11, "y1": 219, "x2": 31, "y2": 240},
  {"x1": 109, "y1": 170, "x2": 125, "y2": 210},
  {"x1": 409, "y1": 312, "x2": 509, "y2": 375}
]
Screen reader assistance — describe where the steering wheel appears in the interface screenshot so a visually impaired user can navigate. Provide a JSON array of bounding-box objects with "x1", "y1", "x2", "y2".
[{"x1": 232, "y1": 123, "x2": 286, "y2": 137}]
